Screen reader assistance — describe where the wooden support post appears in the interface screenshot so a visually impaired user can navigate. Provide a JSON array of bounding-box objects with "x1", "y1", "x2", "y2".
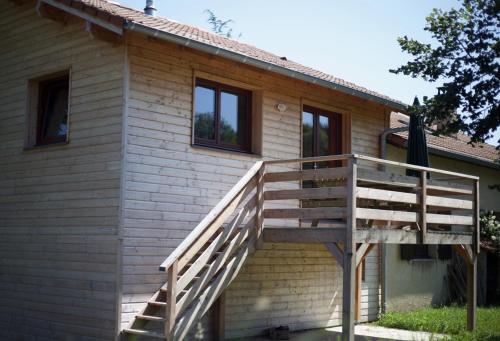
[
  {"x1": 342, "y1": 157, "x2": 357, "y2": 341},
  {"x1": 213, "y1": 292, "x2": 226, "y2": 340},
  {"x1": 325, "y1": 243, "x2": 344, "y2": 268},
  {"x1": 473, "y1": 179, "x2": 480, "y2": 253},
  {"x1": 256, "y1": 164, "x2": 265, "y2": 249},
  {"x1": 165, "y1": 261, "x2": 178, "y2": 341},
  {"x1": 467, "y1": 253, "x2": 477, "y2": 331},
  {"x1": 420, "y1": 170, "x2": 427, "y2": 244},
  {"x1": 355, "y1": 259, "x2": 362, "y2": 322}
]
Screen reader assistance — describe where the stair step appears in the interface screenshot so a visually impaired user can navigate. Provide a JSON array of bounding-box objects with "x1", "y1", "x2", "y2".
[
  {"x1": 123, "y1": 328, "x2": 164, "y2": 339},
  {"x1": 148, "y1": 300, "x2": 167, "y2": 307},
  {"x1": 137, "y1": 314, "x2": 165, "y2": 322}
]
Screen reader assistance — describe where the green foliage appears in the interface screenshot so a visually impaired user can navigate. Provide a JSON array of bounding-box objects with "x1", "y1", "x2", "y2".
[
  {"x1": 204, "y1": 9, "x2": 241, "y2": 39},
  {"x1": 391, "y1": 0, "x2": 500, "y2": 147},
  {"x1": 377, "y1": 306, "x2": 500, "y2": 341},
  {"x1": 480, "y1": 210, "x2": 500, "y2": 246}
]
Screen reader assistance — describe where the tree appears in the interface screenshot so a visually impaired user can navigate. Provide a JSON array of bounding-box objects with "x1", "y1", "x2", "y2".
[
  {"x1": 391, "y1": 0, "x2": 500, "y2": 146},
  {"x1": 204, "y1": 9, "x2": 241, "y2": 39}
]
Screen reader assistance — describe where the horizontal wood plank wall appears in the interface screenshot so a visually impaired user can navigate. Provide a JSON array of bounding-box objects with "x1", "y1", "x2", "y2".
[
  {"x1": 0, "y1": 3, "x2": 124, "y2": 341},
  {"x1": 123, "y1": 32, "x2": 387, "y2": 336},
  {"x1": 225, "y1": 244, "x2": 379, "y2": 338}
]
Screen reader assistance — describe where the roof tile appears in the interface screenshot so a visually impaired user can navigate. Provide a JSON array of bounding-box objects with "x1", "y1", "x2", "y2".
[{"x1": 56, "y1": 0, "x2": 405, "y2": 107}]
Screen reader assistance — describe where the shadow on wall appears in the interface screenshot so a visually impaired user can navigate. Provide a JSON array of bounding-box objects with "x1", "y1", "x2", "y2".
[{"x1": 385, "y1": 244, "x2": 451, "y2": 312}]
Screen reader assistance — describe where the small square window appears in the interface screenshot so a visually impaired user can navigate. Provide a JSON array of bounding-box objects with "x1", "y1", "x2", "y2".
[
  {"x1": 26, "y1": 72, "x2": 69, "y2": 148},
  {"x1": 193, "y1": 78, "x2": 252, "y2": 153}
]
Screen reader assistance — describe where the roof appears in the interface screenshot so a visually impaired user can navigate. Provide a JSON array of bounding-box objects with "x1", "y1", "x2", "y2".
[
  {"x1": 44, "y1": 0, "x2": 407, "y2": 111},
  {"x1": 389, "y1": 112, "x2": 500, "y2": 167}
]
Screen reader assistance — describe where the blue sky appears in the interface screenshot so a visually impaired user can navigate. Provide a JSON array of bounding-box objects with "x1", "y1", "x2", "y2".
[{"x1": 120, "y1": 0, "x2": 499, "y2": 144}]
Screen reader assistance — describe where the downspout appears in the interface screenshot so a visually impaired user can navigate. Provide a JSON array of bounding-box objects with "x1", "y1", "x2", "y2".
[{"x1": 379, "y1": 126, "x2": 407, "y2": 314}]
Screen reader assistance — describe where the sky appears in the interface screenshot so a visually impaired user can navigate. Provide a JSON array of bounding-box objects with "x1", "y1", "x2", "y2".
[{"x1": 120, "y1": 0, "x2": 499, "y2": 144}]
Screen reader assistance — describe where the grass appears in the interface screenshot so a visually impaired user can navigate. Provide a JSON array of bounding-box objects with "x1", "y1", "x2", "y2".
[{"x1": 375, "y1": 306, "x2": 500, "y2": 341}]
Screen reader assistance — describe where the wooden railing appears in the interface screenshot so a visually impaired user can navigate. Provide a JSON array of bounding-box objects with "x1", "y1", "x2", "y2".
[
  {"x1": 145, "y1": 154, "x2": 479, "y2": 341},
  {"x1": 263, "y1": 154, "x2": 480, "y2": 249},
  {"x1": 158, "y1": 161, "x2": 265, "y2": 341}
]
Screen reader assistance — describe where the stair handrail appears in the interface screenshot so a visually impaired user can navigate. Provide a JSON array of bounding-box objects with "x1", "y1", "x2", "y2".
[{"x1": 159, "y1": 160, "x2": 264, "y2": 272}]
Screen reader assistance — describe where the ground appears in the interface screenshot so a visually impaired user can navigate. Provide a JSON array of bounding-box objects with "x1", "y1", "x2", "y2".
[{"x1": 376, "y1": 306, "x2": 500, "y2": 341}]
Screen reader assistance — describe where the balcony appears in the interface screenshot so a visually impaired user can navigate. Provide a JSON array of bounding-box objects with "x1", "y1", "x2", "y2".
[
  {"x1": 262, "y1": 153, "x2": 479, "y2": 248},
  {"x1": 126, "y1": 154, "x2": 479, "y2": 341}
]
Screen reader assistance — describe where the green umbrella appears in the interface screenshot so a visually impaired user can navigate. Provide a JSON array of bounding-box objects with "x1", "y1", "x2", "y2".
[{"x1": 406, "y1": 97, "x2": 430, "y2": 177}]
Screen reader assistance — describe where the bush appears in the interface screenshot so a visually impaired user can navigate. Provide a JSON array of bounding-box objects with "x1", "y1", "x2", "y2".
[{"x1": 480, "y1": 211, "x2": 500, "y2": 247}]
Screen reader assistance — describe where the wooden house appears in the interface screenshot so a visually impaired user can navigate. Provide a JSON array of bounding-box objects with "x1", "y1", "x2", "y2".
[{"x1": 0, "y1": 1, "x2": 480, "y2": 340}]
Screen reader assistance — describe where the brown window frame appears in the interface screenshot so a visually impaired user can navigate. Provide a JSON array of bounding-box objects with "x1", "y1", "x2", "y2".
[
  {"x1": 302, "y1": 105, "x2": 342, "y2": 159},
  {"x1": 193, "y1": 78, "x2": 252, "y2": 153},
  {"x1": 36, "y1": 74, "x2": 70, "y2": 146}
]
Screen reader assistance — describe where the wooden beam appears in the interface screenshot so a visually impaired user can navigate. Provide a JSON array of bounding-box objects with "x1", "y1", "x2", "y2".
[
  {"x1": 256, "y1": 165, "x2": 265, "y2": 249},
  {"x1": 357, "y1": 168, "x2": 473, "y2": 195},
  {"x1": 165, "y1": 261, "x2": 178, "y2": 341},
  {"x1": 264, "y1": 166, "x2": 347, "y2": 182},
  {"x1": 356, "y1": 187, "x2": 417, "y2": 204},
  {"x1": 427, "y1": 213, "x2": 473, "y2": 226},
  {"x1": 342, "y1": 158, "x2": 357, "y2": 341},
  {"x1": 264, "y1": 186, "x2": 347, "y2": 201},
  {"x1": 355, "y1": 154, "x2": 479, "y2": 180},
  {"x1": 420, "y1": 171, "x2": 427, "y2": 244},
  {"x1": 325, "y1": 243, "x2": 344, "y2": 268},
  {"x1": 473, "y1": 180, "x2": 480, "y2": 253},
  {"x1": 357, "y1": 208, "x2": 473, "y2": 226},
  {"x1": 356, "y1": 208, "x2": 417, "y2": 223},
  {"x1": 263, "y1": 207, "x2": 346, "y2": 220},
  {"x1": 355, "y1": 261, "x2": 363, "y2": 322},
  {"x1": 213, "y1": 293, "x2": 226, "y2": 341},
  {"x1": 356, "y1": 243, "x2": 374, "y2": 267},
  {"x1": 356, "y1": 229, "x2": 473, "y2": 245},
  {"x1": 263, "y1": 228, "x2": 345, "y2": 243},
  {"x1": 467, "y1": 253, "x2": 477, "y2": 331}
]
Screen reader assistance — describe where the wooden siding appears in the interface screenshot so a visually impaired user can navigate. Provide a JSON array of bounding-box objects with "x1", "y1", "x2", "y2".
[
  {"x1": 0, "y1": 2, "x2": 124, "y2": 341},
  {"x1": 122, "y1": 32, "x2": 386, "y2": 336},
  {"x1": 225, "y1": 243, "x2": 379, "y2": 339}
]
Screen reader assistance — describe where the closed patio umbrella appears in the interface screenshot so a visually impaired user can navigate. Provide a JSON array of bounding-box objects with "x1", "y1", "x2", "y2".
[{"x1": 406, "y1": 98, "x2": 430, "y2": 177}]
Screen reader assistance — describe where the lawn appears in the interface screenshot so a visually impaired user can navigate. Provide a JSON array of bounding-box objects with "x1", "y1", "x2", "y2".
[{"x1": 376, "y1": 306, "x2": 500, "y2": 341}]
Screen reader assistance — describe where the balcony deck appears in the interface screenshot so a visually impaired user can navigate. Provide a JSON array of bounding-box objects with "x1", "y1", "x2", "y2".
[
  {"x1": 260, "y1": 153, "x2": 479, "y2": 340},
  {"x1": 261, "y1": 154, "x2": 479, "y2": 248},
  {"x1": 127, "y1": 154, "x2": 479, "y2": 341}
]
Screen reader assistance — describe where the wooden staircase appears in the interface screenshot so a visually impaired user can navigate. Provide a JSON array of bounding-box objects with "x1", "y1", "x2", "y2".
[{"x1": 123, "y1": 161, "x2": 265, "y2": 341}]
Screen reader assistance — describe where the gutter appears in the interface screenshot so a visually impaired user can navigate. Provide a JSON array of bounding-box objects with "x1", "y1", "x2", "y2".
[{"x1": 124, "y1": 21, "x2": 408, "y2": 112}]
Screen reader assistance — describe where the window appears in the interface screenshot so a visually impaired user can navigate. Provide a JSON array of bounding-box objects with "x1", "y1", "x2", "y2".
[
  {"x1": 302, "y1": 105, "x2": 342, "y2": 187},
  {"x1": 28, "y1": 73, "x2": 69, "y2": 147},
  {"x1": 302, "y1": 105, "x2": 342, "y2": 162},
  {"x1": 193, "y1": 79, "x2": 251, "y2": 152},
  {"x1": 400, "y1": 244, "x2": 432, "y2": 260}
]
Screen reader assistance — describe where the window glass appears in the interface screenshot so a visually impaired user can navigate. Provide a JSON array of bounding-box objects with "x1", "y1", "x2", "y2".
[
  {"x1": 193, "y1": 79, "x2": 251, "y2": 152},
  {"x1": 194, "y1": 85, "x2": 216, "y2": 140},
  {"x1": 37, "y1": 76, "x2": 69, "y2": 145},
  {"x1": 302, "y1": 111, "x2": 314, "y2": 158},
  {"x1": 319, "y1": 115, "x2": 330, "y2": 156},
  {"x1": 220, "y1": 91, "x2": 239, "y2": 145}
]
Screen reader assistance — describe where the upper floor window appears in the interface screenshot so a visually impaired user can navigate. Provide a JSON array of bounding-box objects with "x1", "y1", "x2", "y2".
[
  {"x1": 36, "y1": 74, "x2": 69, "y2": 145},
  {"x1": 193, "y1": 78, "x2": 252, "y2": 153},
  {"x1": 26, "y1": 71, "x2": 70, "y2": 149}
]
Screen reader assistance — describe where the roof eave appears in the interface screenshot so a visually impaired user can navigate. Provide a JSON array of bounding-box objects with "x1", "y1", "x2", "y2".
[
  {"x1": 388, "y1": 135, "x2": 500, "y2": 170},
  {"x1": 124, "y1": 21, "x2": 408, "y2": 112}
]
